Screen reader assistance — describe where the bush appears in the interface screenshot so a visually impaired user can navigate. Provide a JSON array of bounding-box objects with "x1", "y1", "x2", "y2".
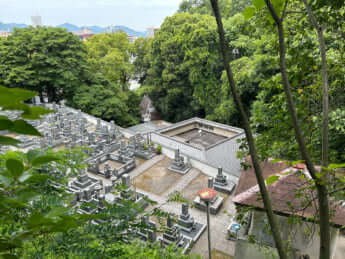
[{"x1": 157, "y1": 144, "x2": 162, "y2": 154}]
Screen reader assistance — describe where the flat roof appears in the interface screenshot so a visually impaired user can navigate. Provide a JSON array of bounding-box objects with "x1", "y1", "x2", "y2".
[
  {"x1": 176, "y1": 128, "x2": 227, "y2": 148},
  {"x1": 157, "y1": 117, "x2": 244, "y2": 149},
  {"x1": 127, "y1": 120, "x2": 171, "y2": 135}
]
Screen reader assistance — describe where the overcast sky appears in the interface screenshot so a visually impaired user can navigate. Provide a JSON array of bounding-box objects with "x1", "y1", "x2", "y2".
[{"x1": 0, "y1": 0, "x2": 183, "y2": 31}]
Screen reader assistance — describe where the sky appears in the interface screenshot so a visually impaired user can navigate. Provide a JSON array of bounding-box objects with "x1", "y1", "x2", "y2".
[{"x1": 0, "y1": 0, "x2": 184, "y2": 31}]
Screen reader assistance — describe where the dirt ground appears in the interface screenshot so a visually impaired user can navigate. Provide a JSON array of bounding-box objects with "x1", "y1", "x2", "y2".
[
  {"x1": 211, "y1": 249, "x2": 234, "y2": 259},
  {"x1": 131, "y1": 157, "x2": 183, "y2": 195},
  {"x1": 136, "y1": 157, "x2": 146, "y2": 167},
  {"x1": 181, "y1": 174, "x2": 209, "y2": 202}
]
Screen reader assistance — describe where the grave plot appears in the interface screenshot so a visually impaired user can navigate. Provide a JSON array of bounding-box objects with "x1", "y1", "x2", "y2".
[
  {"x1": 99, "y1": 160, "x2": 123, "y2": 170},
  {"x1": 136, "y1": 157, "x2": 146, "y2": 167},
  {"x1": 181, "y1": 173, "x2": 230, "y2": 205},
  {"x1": 131, "y1": 157, "x2": 183, "y2": 195},
  {"x1": 181, "y1": 173, "x2": 209, "y2": 202}
]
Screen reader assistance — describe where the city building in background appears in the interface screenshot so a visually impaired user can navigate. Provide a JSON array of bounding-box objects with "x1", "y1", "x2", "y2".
[
  {"x1": 0, "y1": 30, "x2": 12, "y2": 38},
  {"x1": 72, "y1": 28, "x2": 94, "y2": 41},
  {"x1": 146, "y1": 27, "x2": 159, "y2": 38},
  {"x1": 31, "y1": 15, "x2": 42, "y2": 27}
]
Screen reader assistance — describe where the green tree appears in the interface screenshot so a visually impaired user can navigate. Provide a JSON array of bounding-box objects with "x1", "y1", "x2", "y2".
[
  {"x1": 250, "y1": 0, "x2": 345, "y2": 163},
  {"x1": 145, "y1": 13, "x2": 223, "y2": 122},
  {"x1": 73, "y1": 77, "x2": 140, "y2": 127},
  {"x1": 132, "y1": 37, "x2": 152, "y2": 85},
  {"x1": 0, "y1": 27, "x2": 87, "y2": 103},
  {"x1": 179, "y1": 0, "x2": 251, "y2": 18},
  {"x1": 207, "y1": 13, "x2": 279, "y2": 126},
  {"x1": 209, "y1": 1, "x2": 288, "y2": 258},
  {"x1": 85, "y1": 32, "x2": 133, "y2": 89}
]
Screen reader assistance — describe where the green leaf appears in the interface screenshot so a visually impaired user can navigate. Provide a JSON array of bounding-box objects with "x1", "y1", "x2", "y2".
[
  {"x1": 10, "y1": 120, "x2": 42, "y2": 136},
  {"x1": 27, "y1": 213, "x2": 52, "y2": 229},
  {"x1": 271, "y1": 158, "x2": 285, "y2": 163},
  {"x1": 18, "y1": 172, "x2": 32, "y2": 183},
  {"x1": 0, "y1": 118, "x2": 14, "y2": 130},
  {"x1": 266, "y1": 175, "x2": 280, "y2": 185},
  {"x1": 25, "y1": 174, "x2": 50, "y2": 184},
  {"x1": 32, "y1": 155, "x2": 60, "y2": 166},
  {"x1": 1, "y1": 253, "x2": 18, "y2": 259},
  {"x1": 1, "y1": 103, "x2": 30, "y2": 113},
  {"x1": 243, "y1": 6, "x2": 255, "y2": 20},
  {"x1": 329, "y1": 163, "x2": 345, "y2": 169},
  {"x1": 266, "y1": 12, "x2": 275, "y2": 24},
  {"x1": 0, "y1": 136, "x2": 21, "y2": 146},
  {"x1": 21, "y1": 106, "x2": 53, "y2": 120},
  {"x1": 0, "y1": 238, "x2": 19, "y2": 252},
  {"x1": 253, "y1": 0, "x2": 265, "y2": 9},
  {"x1": 0, "y1": 85, "x2": 37, "y2": 105},
  {"x1": 27, "y1": 149, "x2": 45, "y2": 163},
  {"x1": 6, "y1": 159, "x2": 24, "y2": 178},
  {"x1": 0, "y1": 174, "x2": 13, "y2": 187},
  {"x1": 315, "y1": 172, "x2": 323, "y2": 178}
]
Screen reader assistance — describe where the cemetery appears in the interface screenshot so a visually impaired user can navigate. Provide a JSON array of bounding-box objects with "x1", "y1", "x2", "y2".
[{"x1": 0, "y1": 100, "x2": 242, "y2": 258}]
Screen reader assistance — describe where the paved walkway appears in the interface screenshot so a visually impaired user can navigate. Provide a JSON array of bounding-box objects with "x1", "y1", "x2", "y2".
[
  {"x1": 130, "y1": 155, "x2": 164, "y2": 179},
  {"x1": 335, "y1": 234, "x2": 345, "y2": 259},
  {"x1": 134, "y1": 164, "x2": 237, "y2": 258},
  {"x1": 163, "y1": 168, "x2": 200, "y2": 197}
]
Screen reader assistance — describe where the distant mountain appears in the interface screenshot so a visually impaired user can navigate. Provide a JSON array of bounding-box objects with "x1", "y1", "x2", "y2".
[
  {"x1": 83, "y1": 26, "x2": 104, "y2": 34},
  {"x1": 112, "y1": 25, "x2": 146, "y2": 37},
  {"x1": 0, "y1": 22, "x2": 146, "y2": 37},
  {"x1": 57, "y1": 23, "x2": 80, "y2": 32},
  {"x1": 0, "y1": 22, "x2": 28, "y2": 31}
]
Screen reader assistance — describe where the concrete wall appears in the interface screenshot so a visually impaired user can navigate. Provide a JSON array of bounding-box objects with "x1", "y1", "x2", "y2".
[
  {"x1": 235, "y1": 239, "x2": 279, "y2": 259},
  {"x1": 161, "y1": 123, "x2": 197, "y2": 137},
  {"x1": 152, "y1": 131, "x2": 243, "y2": 179},
  {"x1": 161, "y1": 145, "x2": 239, "y2": 183},
  {"x1": 205, "y1": 134, "x2": 244, "y2": 178},
  {"x1": 212, "y1": 126, "x2": 238, "y2": 138},
  {"x1": 151, "y1": 133, "x2": 205, "y2": 161},
  {"x1": 236, "y1": 210, "x2": 339, "y2": 259}
]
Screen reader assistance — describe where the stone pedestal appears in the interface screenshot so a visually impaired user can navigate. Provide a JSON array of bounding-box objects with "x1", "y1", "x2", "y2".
[
  {"x1": 137, "y1": 216, "x2": 157, "y2": 242},
  {"x1": 178, "y1": 204, "x2": 194, "y2": 232},
  {"x1": 168, "y1": 149, "x2": 191, "y2": 175},
  {"x1": 177, "y1": 204, "x2": 206, "y2": 242},
  {"x1": 213, "y1": 167, "x2": 235, "y2": 194},
  {"x1": 193, "y1": 177, "x2": 224, "y2": 214},
  {"x1": 159, "y1": 216, "x2": 192, "y2": 254}
]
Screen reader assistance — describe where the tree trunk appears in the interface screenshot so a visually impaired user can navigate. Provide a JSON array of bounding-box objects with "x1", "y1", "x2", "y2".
[
  {"x1": 263, "y1": 1, "x2": 330, "y2": 258},
  {"x1": 209, "y1": 1, "x2": 288, "y2": 258},
  {"x1": 302, "y1": 0, "x2": 329, "y2": 167},
  {"x1": 303, "y1": 1, "x2": 330, "y2": 258}
]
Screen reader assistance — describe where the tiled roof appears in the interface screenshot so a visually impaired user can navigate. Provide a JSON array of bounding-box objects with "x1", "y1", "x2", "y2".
[
  {"x1": 232, "y1": 160, "x2": 345, "y2": 227},
  {"x1": 233, "y1": 158, "x2": 290, "y2": 196}
]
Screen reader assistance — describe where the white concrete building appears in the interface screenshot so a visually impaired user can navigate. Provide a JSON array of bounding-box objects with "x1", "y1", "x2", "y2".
[{"x1": 151, "y1": 117, "x2": 245, "y2": 181}]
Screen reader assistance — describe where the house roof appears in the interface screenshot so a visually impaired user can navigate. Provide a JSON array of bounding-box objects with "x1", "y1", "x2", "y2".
[
  {"x1": 232, "y1": 161, "x2": 345, "y2": 227},
  {"x1": 233, "y1": 158, "x2": 290, "y2": 196},
  {"x1": 127, "y1": 121, "x2": 171, "y2": 134}
]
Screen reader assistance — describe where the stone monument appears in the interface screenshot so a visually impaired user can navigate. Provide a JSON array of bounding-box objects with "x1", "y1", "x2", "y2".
[
  {"x1": 177, "y1": 204, "x2": 206, "y2": 242},
  {"x1": 213, "y1": 167, "x2": 235, "y2": 194},
  {"x1": 193, "y1": 177, "x2": 224, "y2": 214},
  {"x1": 168, "y1": 149, "x2": 191, "y2": 174}
]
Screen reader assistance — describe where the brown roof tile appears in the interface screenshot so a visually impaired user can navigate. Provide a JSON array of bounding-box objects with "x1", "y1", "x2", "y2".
[
  {"x1": 233, "y1": 166, "x2": 345, "y2": 227},
  {"x1": 233, "y1": 158, "x2": 290, "y2": 196}
]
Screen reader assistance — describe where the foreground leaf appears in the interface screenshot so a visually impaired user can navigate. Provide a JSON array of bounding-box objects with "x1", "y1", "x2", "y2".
[
  {"x1": 6, "y1": 159, "x2": 24, "y2": 179},
  {"x1": 0, "y1": 136, "x2": 21, "y2": 146}
]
